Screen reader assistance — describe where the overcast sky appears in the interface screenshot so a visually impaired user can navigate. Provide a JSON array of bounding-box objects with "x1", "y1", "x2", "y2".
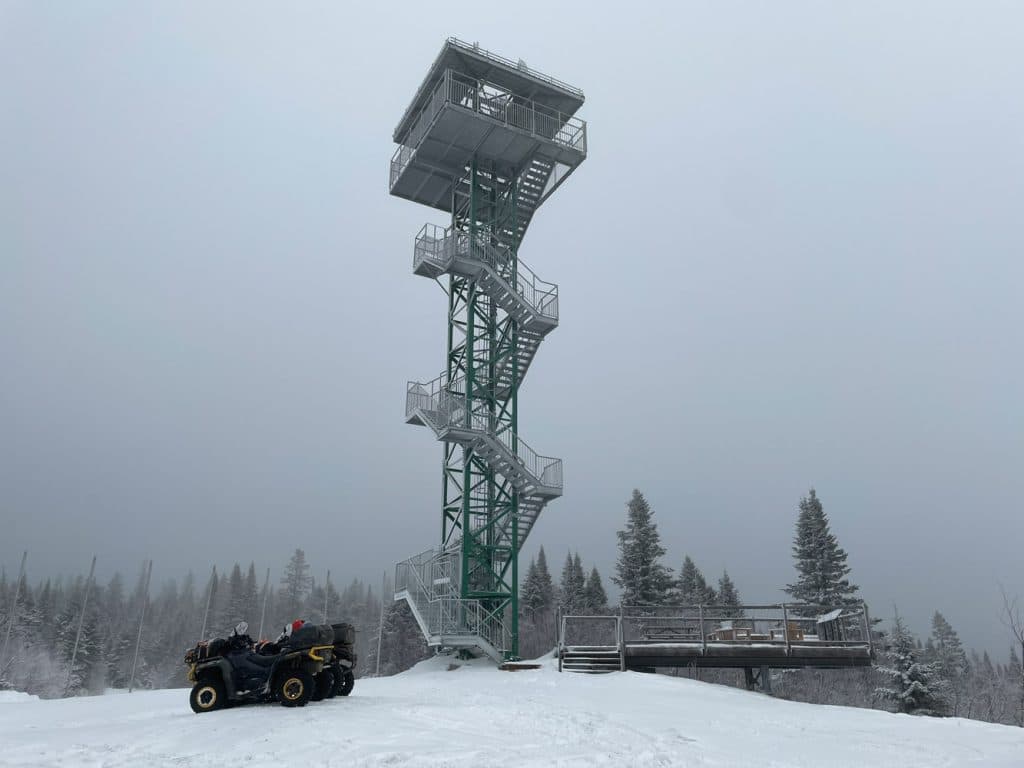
[{"x1": 2, "y1": 1, "x2": 1021, "y2": 656}]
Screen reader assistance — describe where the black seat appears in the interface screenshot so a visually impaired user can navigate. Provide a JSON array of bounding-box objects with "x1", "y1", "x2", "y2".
[{"x1": 230, "y1": 651, "x2": 277, "y2": 669}]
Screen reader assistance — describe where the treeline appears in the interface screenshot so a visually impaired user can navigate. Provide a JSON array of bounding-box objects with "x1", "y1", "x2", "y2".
[
  {"x1": 521, "y1": 487, "x2": 1024, "y2": 727},
  {"x1": 0, "y1": 549, "x2": 419, "y2": 698}
]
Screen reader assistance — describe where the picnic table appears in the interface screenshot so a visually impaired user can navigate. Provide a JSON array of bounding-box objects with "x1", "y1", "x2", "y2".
[{"x1": 641, "y1": 625, "x2": 701, "y2": 641}]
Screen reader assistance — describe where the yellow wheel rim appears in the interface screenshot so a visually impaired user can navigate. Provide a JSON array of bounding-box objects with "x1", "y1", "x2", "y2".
[
  {"x1": 282, "y1": 677, "x2": 304, "y2": 701},
  {"x1": 196, "y1": 685, "x2": 218, "y2": 709}
]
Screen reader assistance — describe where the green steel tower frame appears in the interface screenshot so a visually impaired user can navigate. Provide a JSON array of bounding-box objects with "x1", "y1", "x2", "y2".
[{"x1": 390, "y1": 39, "x2": 587, "y2": 661}]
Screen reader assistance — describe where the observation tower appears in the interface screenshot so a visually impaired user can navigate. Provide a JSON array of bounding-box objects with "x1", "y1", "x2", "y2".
[{"x1": 390, "y1": 39, "x2": 587, "y2": 660}]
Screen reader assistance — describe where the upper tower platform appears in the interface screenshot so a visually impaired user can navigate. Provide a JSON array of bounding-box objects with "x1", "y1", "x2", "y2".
[{"x1": 389, "y1": 38, "x2": 587, "y2": 218}]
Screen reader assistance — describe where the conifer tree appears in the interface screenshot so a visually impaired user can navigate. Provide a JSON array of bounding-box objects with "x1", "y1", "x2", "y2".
[
  {"x1": 677, "y1": 557, "x2": 699, "y2": 604},
  {"x1": 717, "y1": 570, "x2": 742, "y2": 617},
  {"x1": 785, "y1": 489, "x2": 859, "y2": 606},
  {"x1": 280, "y1": 549, "x2": 313, "y2": 619},
  {"x1": 928, "y1": 611, "x2": 968, "y2": 716},
  {"x1": 676, "y1": 556, "x2": 716, "y2": 605},
  {"x1": 531, "y1": 547, "x2": 555, "y2": 614},
  {"x1": 520, "y1": 557, "x2": 541, "y2": 615},
  {"x1": 613, "y1": 490, "x2": 673, "y2": 606},
  {"x1": 876, "y1": 612, "x2": 948, "y2": 716},
  {"x1": 559, "y1": 552, "x2": 586, "y2": 614},
  {"x1": 583, "y1": 567, "x2": 608, "y2": 613},
  {"x1": 367, "y1": 600, "x2": 430, "y2": 676},
  {"x1": 226, "y1": 563, "x2": 245, "y2": 625},
  {"x1": 55, "y1": 596, "x2": 101, "y2": 696}
]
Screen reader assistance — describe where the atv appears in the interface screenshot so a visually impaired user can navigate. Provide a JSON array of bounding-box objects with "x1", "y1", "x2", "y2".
[{"x1": 185, "y1": 624, "x2": 335, "y2": 713}]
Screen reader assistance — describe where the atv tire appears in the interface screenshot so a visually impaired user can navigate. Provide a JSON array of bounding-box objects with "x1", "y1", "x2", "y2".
[
  {"x1": 335, "y1": 668, "x2": 355, "y2": 697},
  {"x1": 275, "y1": 669, "x2": 314, "y2": 707},
  {"x1": 312, "y1": 669, "x2": 334, "y2": 702},
  {"x1": 190, "y1": 677, "x2": 226, "y2": 713}
]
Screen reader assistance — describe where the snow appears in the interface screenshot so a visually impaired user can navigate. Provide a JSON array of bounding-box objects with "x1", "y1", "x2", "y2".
[
  {"x1": 0, "y1": 691, "x2": 37, "y2": 704},
  {"x1": 1, "y1": 656, "x2": 1022, "y2": 767}
]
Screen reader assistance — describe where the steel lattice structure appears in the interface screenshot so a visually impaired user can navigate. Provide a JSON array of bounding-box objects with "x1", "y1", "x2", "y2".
[{"x1": 390, "y1": 39, "x2": 587, "y2": 660}]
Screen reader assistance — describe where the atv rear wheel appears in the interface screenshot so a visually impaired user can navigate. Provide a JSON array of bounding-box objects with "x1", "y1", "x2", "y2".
[
  {"x1": 335, "y1": 668, "x2": 355, "y2": 697},
  {"x1": 312, "y1": 669, "x2": 334, "y2": 702},
  {"x1": 190, "y1": 678, "x2": 226, "y2": 713},
  {"x1": 275, "y1": 669, "x2": 314, "y2": 707}
]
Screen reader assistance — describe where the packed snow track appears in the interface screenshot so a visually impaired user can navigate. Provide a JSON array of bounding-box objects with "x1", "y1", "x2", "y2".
[{"x1": 1, "y1": 657, "x2": 1021, "y2": 767}]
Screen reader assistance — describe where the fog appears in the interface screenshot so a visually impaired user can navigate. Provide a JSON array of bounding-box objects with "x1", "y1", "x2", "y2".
[{"x1": 2, "y1": 1, "x2": 1021, "y2": 656}]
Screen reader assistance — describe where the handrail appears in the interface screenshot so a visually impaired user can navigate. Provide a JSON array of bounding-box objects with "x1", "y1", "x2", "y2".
[
  {"x1": 406, "y1": 371, "x2": 563, "y2": 491},
  {"x1": 393, "y1": 69, "x2": 587, "y2": 172},
  {"x1": 447, "y1": 73, "x2": 586, "y2": 153},
  {"x1": 618, "y1": 616, "x2": 625, "y2": 671},
  {"x1": 447, "y1": 37, "x2": 584, "y2": 99},
  {"x1": 614, "y1": 603, "x2": 873, "y2": 647},
  {"x1": 395, "y1": 548, "x2": 512, "y2": 655},
  {"x1": 413, "y1": 223, "x2": 559, "y2": 322},
  {"x1": 390, "y1": 144, "x2": 417, "y2": 189}
]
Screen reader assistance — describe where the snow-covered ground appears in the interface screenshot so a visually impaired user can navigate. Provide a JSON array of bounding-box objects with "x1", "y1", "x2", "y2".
[{"x1": 2, "y1": 657, "x2": 1022, "y2": 767}]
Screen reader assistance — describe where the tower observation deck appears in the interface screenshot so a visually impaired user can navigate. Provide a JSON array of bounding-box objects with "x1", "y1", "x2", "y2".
[{"x1": 391, "y1": 38, "x2": 587, "y2": 661}]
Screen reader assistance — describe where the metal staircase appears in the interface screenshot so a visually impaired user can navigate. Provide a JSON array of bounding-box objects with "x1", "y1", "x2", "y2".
[
  {"x1": 511, "y1": 157, "x2": 554, "y2": 245},
  {"x1": 558, "y1": 615, "x2": 625, "y2": 674},
  {"x1": 405, "y1": 373, "x2": 562, "y2": 545},
  {"x1": 389, "y1": 38, "x2": 586, "y2": 661},
  {"x1": 413, "y1": 225, "x2": 557, "y2": 395}
]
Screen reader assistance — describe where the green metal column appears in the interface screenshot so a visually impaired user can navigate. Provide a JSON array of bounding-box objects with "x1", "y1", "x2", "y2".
[{"x1": 440, "y1": 158, "x2": 522, "y2": 657}]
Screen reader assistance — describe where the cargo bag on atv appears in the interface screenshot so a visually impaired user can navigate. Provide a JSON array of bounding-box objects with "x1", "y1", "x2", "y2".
[
  {"x1": 331, "y1": 622, "x2": 355, "y2": 648},
  {"x1": 289, "y1": 623, "x2": 333, "y2": 649}
]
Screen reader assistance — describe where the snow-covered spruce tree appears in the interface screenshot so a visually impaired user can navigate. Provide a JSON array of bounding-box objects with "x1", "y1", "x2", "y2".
[
  {"x1": 280, "y1": 548, "x2": 313, "y2": 620},
  {"x1": 55, "y1": 596, "x2": 103, "y2": 696},
  {"x1": 559, "y1": 552, "x2": 586, "y2": 614},
  {"x1": 676, "y1": 556, "x2": 716, "y2": 605},
  {"x1": 534, "y1": 547, "x2": 555, "y2": 612},
  {"x1": 521, "y1": 547, "x2": 555, "y2": 616},
  {"x1": 583, "y1": 567, "x2": 609, "y2": 614},
  {"x1": 612, "y1": 490, "x2": 673, "y2": 607},
  {"x1": 785, "y1": 489, "x2": 859, "y2": 607},
  {"x1": 876, "y1": 612, "x2": 948, "y2": 716},
  {"x1": 243, "y1": 563, "x2": 259, "y2": 621},
  {"x1": 520, "y1": 557, "x2": 540, "y2": 614},
  {"x1": 225, "y1": 563, "x2": 246, "y2": 627},
  {"x1": 1007, "y1": 645, "x2": 1023, "y2": 727},
  {"x1": 717, "y1": 570, "x2": 742, "y2": 618},
  {"x1": 519, "y1": 547, "x2": 560, "y2": 659},
  {"x1": 928, "y1": 611, "x2": 969, "y2": 716}
]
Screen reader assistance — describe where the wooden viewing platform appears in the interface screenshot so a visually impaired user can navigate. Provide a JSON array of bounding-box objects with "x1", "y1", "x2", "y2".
[{"x1": 558, "y1": 604, "x2": 875, "y2": 677}]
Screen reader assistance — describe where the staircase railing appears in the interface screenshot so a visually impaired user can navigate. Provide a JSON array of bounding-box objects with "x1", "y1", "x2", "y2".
[
  {"x1": 406, "y1": 372, "x2": 562, "y2": 492},
  {"x1": 395, "y1": 548, "x2": 512, "y2": 657},
  {"x1": 414, "y1": 223, "x2": 558, "y2": 323}
]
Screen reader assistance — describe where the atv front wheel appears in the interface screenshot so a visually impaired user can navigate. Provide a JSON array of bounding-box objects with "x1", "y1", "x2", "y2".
[
  {"x1": 312, "y1": 669, "x2": 334, "y2": 702},
  {"x1": 335, "y1": 669, "x2": 355, "y2": 697},
  {"x1": 190, "y1": 678, "x2": 226, "y2": 713},
  {"x1": 275, "y1": 669, "x2": 314, "y2": 707}
]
